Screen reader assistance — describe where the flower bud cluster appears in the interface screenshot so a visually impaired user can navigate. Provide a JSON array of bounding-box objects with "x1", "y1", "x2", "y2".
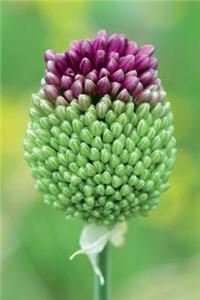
[
  {"x1": 24, "y1": 92, "x2": 176, "y2": 225},
  {"x1": 42, "y1": 30, "x2": 165, "y2": 104}
]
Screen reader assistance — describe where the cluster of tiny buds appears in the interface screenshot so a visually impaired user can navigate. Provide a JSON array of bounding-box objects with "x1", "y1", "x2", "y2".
[
  {"x1": 24, "y1": 92, "x2": 176, "y2": 225},
  {"x1": 42, "y1": 30, "x2": 166, "y2": 104}
]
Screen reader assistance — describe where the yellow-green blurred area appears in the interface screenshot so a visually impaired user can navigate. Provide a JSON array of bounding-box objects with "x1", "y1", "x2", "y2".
[{"x1": 2, "y1": 1, "x2": 200, "y2": 299}]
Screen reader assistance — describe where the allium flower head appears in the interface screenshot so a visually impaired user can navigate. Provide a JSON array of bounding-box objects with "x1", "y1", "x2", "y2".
[
  {"x1": 43, "y1": 30, "x2": 165, "y2": 104},
  {"x1": 24, "y1": 30, "x2": 176, "y2": 225}
]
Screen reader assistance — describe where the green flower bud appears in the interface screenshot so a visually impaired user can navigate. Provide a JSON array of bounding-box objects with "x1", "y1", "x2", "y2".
[
  {"x1": 24, "y1": 93, "x2": 176, "y2": 225},
  {"x1": 110, "y1": 122, "x2": 123, "y2": 138},
  {"x1": 55, "y1": 105, "x2": 67, "y2": 120},
  {"x1": 112, "y1": 139, "x2": 124, "y2": 155},
  {"x1": 112, "y1": 175, "x2": 122, "y2": 189},
  {"x1": 90, "y1": 120, "x2": 103, "y2": 136},
  {"x1": 96, "y1": 102, "x2": 109, "y2": 119},
  {"x1": 102, "y1": 171, "x2": 112, "y2": 185},
  {"x1": 78, "y1": 94, "x2": 91, "y2": 111},
  {"x1": 103, "y1": 129, "x2": 114, "y2": 143},
  {"x1": 91, "y1": 136, "x2": 103, "y2": 150},
  {"x1": 101, "y1": 149, "x2": 111, "y2": 163},
  {"x1": 85, "y1": 163, "x2": 96, "y2": 177}
]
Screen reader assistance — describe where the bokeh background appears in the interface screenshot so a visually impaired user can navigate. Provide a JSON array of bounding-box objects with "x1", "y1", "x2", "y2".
[{"x1": 2, "y1": 1, "x2": 200, "y2": 299}]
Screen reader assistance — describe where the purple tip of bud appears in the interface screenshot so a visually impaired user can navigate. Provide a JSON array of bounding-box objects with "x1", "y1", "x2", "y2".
[
  {"x1": 119, "y1": 55, "x2": 135, "y2": 73},
  {"x1": 125, "y1": 70, "x2": 138, "y2": 78},
  {"x1": 108, "y1": 51, "x2": 119, "y2": 61},
  {"x1": 139, "y1": 69, "x2": 157, "y2": 85},
  {"x1": 44, "y1": 49, "x2": 55, "y2": 62},
  {"x1": 70, "y1": 40, "x2": 82, "y2": 53},
  {"x1": 135, "y1": 56, "x2": 149, "y2": 72},
  {"x1": 45, "y1": 72, "x2": 60, "y2": 85},
  {"x1": 46, "y1": 60, "x2": 59, "y2": 75},
  {"x1": 65, "y1": 68, "x2": 75, "y2": 77},
  {"x1": 97, "y1": 76, "x2": 111, "y2": 95},
  {"x1": 136, "y1": 89, "x2": 152, "y2": 102},
  {"x1": 80, "y1": 57, "x2": 92, "y2": 75},
  {"x1": 64, "y1": 89, "x2": 73, "y2": 101},
  {"x1": 118, "y1": 34, "x2": 128, "y2": 55},
  {"x1": 55, "y1": 53, "x2": 67, "y2": 72},
  {"x1": 44, "y1": 85, "x2": 59, "y2": 101},
  {"x1": 111, "y1": 69, "x2": 124, "y2": 83},
  {"x1": 94, "y1": 50, "x2": 106, "y2": 69},
  {"x1": 107, "y1": 34, "x2": 121, "y2": 52},
  {"x1": 136, "y1": 44, "x2": 155, "y2": 56},
  {"x1": 71, "y1": 80, "x2": 83, "y2": 98},
  {"x1": 67, "y1": 49, "x2": 80, "y2": 70},
  {"x1": 123, "y1": 76, "x2": 139, "y2": 92},
  {"x1": 148, "y1": 57, "x2": 158, "y2": 70},
  {"x1": 111, "y1": 82, "x2": 121, "y2": 96},
  {"x1": 86, "y1": 70, "x2": 98, "y2": 82},
  {"x1": 61, "y1": 75, "x2": 73, "y2": 89},
  {"x1": 74, "y1": 74, "x2": 85, "y2": 84},
  {"x1": 85, "y1": 79, "x2": 96, "y2": 96},
  {"x1": 125, "y1": 41, "x2": 138, "y2": 55},
  {"x1": 99, "y1": 68, "x2": 110, "y2": 79},
  {"x1": 133, "y1": 82, "x2": 143, "y2": 97},
  {"x1": 81, "y1": 39, "x2": 93, "y2": 59},
  {"x1": 106, "y1": 58, "x2": 118, "y2": 73},
  {"x1": 117, "y1": 88, "x2": 131, "y2": 101},
  {"x1": 96, "y1": 29, "x2": 109, "y2": 41}
]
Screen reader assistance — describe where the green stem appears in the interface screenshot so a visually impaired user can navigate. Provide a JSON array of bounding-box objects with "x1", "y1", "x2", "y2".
[{"x1": 94, "y1": 244, "x2": 111, "y2": 300}]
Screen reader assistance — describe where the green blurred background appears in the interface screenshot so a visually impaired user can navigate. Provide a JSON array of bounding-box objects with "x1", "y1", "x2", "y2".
[{"x1": 2, "y1": 1, "x2": 200, "y2": 299}]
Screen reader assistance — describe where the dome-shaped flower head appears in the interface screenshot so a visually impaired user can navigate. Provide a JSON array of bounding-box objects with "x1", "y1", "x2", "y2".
[{"x1": 24, "y1": 30, "x2": 176, "y2": 225}]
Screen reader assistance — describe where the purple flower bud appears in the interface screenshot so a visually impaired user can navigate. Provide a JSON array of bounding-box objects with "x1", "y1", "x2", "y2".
[
  {"x1": 133, "y1": 82, "x2": 143, "y2": 97},
  {"x1": 80, "y1": 57, "x2": 92, "y2": 75},
  {"x1": 139, "y1": 70, "x2": 156, "y2": 85},
  {"x1": 61, "y1": 75, "x2": 73, "y2": 89},
  {"x1": 45, "y1": 72, "x2": 60, "y2": 85},
  {"x1": 65, "y1": 68, "x2": 75, "y2": 77},
  {"x1": 55, "y1": 53, "x2": 67, "y2": 72},
  {"x1": 97, "y1": 77, "x2": 111, "y2": 95},
  {"x1": 71, "y1": 80, "x2": 83, "y2": 98},
  {"x1": 125, "y1": 70, "x2": 137, "y2": 78},
  {"x1": 136, "y1": 44, "x2": 155, "y2": 56},
  {"x1": 106, "y1": 58, "x2": 118, "y2": 73},
  {"x1": 81, "y1": 39, "x2": 93, "y2": 59},
  {"x1": 136, "y1": 89, "x2": 151, "y2": 102},
  {"x1": 94, "y1": 50, "x2": 106, "y2": 69},
  {"x1": 125, "y1": 41, "x2": 137, "y2": 55},
  {"x1": 111, "y1": 82, "x2": 121, "y2": 96},
  {"x1": 118, "y1": 34, "x2": 128, "y2": 55},
  {"x1": 135, "y1": 55, "x2": 149, "y2": 72},
  {"x1": 148, "y1": 57, "x2": 158, "y2": 69},
  {"x1": 70, "y1": 40, "x2": 82, "y2": 53},
  {"x1": 68, "y1": 49, "x2": 80, "y2": 70},
  {"x1": 111, "y1": 69, "x2": 124, "y2": 83},
  {"x1": 96, "y1": 29, "x2": 109, "y2": 41},
  {"x1": 85, "y1": 79, "x2": 96, "y2": 96},
  {"x1": 74, "y1": 74, "x2": 85, "y2": 84},
  {"x1": 123, "y1": 76, "x2": 139, "y2": 92},
  {"x1": 46, "y1": 60, "x2": 59, "y2": 75},
  {"x1": 108, "y1": 51, "x2": 119, "y2": 61},
  {"x1": 99, "y1": 68, "x2": 110, "y2": 79},
  {"x1": 44, "y1": 49, "x2": 55, "y2": 62},
  {"x1": 64, "y1": 89, "x2": 73, "y2": 101},
  {"x1": 117, "y1": 88, "x2": 131, "y2": 101},
  {"x1": 44, "y1": 85, "x2": 59, "y2": 100},
  {"x1": 42, "y1": 30, "x2": 163, "y2": 104},
  {"x1": 119, "y1": 55, "x2": 135, "y2": 72},
  {"x1": 86, "y1": 70, "x2": 98, "y2": 82}
]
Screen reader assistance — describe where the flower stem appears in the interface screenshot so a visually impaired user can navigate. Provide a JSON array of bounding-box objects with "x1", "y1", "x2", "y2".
[{"x1": 94, "y1": 244, "x2": 111, "y2": 300}]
